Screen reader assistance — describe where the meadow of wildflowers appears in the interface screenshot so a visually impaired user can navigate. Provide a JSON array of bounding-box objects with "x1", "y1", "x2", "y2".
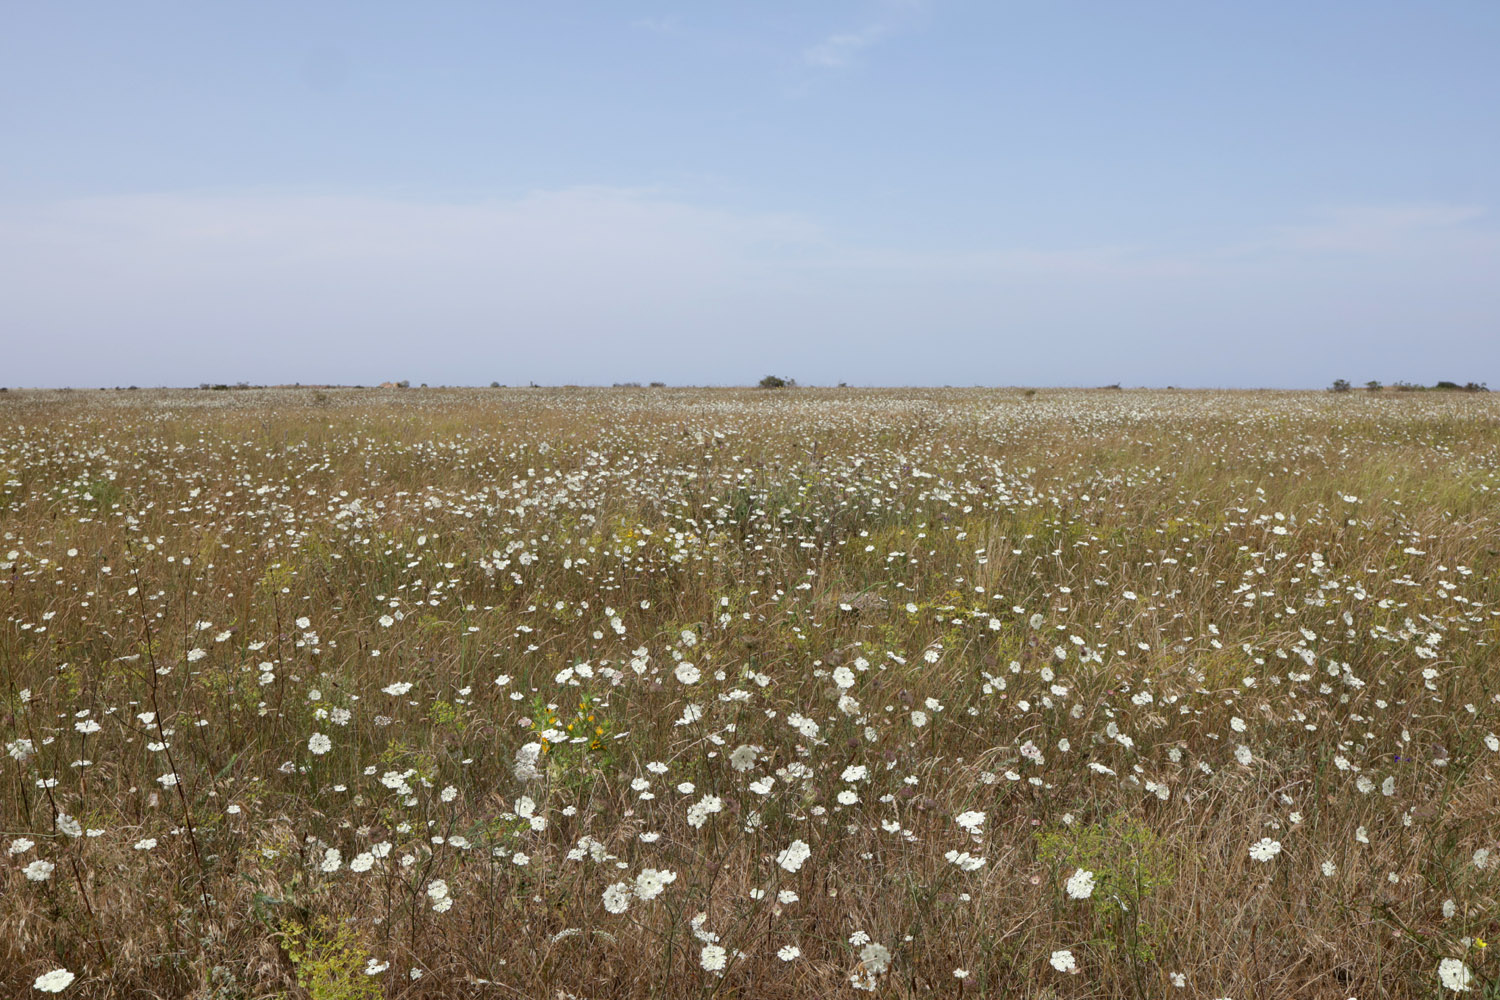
[{"x1": 3, "y1": 385, "x2": 1500, "y2": 998}]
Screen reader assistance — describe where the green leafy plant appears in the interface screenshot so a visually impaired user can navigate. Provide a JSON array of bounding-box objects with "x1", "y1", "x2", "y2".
[
  {"x1": 1038, "y1": 812, "x2": 1178, "y2": 977},
  {"x1": 1038, "y1": 812, "x2": 1176, "y2": 916},
  {"x1": 279, "y1": 918, "x2": 382, "y2": 1000}
]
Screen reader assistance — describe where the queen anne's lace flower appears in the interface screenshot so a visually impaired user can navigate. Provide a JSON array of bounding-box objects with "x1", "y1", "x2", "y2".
[
  {"x1": 1439, "y1": 958, "x2": 1473, "y2": 992},
  {"x1": 633, "y1": 868, "x2": 676, "y2": 901},
  {"x1": 861, "y1": 942, "x2": 891, "y2": 974},
  {"x1": 1249, "y1": 838, "x2": 1282, "y2": 862},
  {"x1": 729, "y1": 745, "x2": 759, "y2": 771},
  {"x1": 777, "y1": 839, "x2": 811, "y2": 872},
  {"x1": 602, "y1": 882, "x2": 632, "y2": 914},
  {"x1": 1065, "y1": 868, "x2": 1096, "y2": 899},
  {"x1": 33, "y1": 969, "x2": 75, "y2": 993},
  {"x1": 955, "y1": 810, "x2": 985, "y2": 834}
]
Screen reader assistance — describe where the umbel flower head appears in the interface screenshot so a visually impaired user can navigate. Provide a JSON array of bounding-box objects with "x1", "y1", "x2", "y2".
[
  {"x1": 777, "y1": 839, "x2": 811, "y2": 872},
  {"x1": 1248, "y1": 838, "x2": 1282, "y2": 862},
  {"x1": 34, "y1": 968, "x2": 75, "y2": 993},
  {"x1": 602, "y1": 882, "x2": 631, "y2": 914},
  {"x1": 1439, "y1": 958, "x2": 1473, "y2": 992},
  {"x1": 1065, "y1": 868, "x2": 1096, "y2": 899}
]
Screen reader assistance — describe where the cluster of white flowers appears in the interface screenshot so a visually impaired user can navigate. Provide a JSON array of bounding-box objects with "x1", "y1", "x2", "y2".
[
  {"x1": 776, "y1": 839, "x2": 811, "y2": 872},
  {"x1": 1065, "y1": 868, "x2": 1096, "y2": 900},
  {"x1": 1248, "y1": 838, "x2": 1282, "y2": 863},
  {"x1": 33, "y1": 969, "x2": 75, "y2": 993}
]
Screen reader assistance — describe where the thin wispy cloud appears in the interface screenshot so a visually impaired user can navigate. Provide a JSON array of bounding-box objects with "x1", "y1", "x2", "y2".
[
  {"x1": 803, "y1": 24, "x2": 894, "y2": 69},
  {"x1": 632, "y1": 15, "x2": 682, "y2": 35},
  {"x1": 1268, "y1": 203, "x2": 1493, "y2": 254},
  {"x1": 4, "y1": 188, "x2": 1495, "y2": 387},
  {"x1": 802, "y1": 0, "x2": 925, "y2": 69}
]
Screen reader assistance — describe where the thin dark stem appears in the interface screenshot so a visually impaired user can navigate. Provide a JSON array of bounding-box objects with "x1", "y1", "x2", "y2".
[{"x1": 125, "y1": 539, "x2": 215, "y2": 919}]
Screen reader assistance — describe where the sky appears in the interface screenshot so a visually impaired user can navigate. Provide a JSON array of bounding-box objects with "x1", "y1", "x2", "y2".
[{"x1": 3, "y1": 2, "x2": 1498, "y2": 388}]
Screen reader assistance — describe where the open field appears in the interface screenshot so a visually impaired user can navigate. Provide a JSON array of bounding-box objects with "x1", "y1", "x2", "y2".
[{"x1": 5, "y1": 386, "x2": 1500, "y2": 998}]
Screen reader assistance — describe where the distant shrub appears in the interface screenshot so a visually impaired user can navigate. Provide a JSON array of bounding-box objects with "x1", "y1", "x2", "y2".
[
  {"x1": 1365, "y1": 380, "x2": 1382, "y2": 391},
  {"x1": 759, "y1": 375, "x2": 793, "y2": 389},
  {"x1": 1329, "y1": 379, "x2": 1352, "y2": 393}
]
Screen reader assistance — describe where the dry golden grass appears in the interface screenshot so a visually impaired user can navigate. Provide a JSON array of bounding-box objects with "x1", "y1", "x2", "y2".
[{"x1": 3, "y1": 385, "x2": 1500, "y2": 998}]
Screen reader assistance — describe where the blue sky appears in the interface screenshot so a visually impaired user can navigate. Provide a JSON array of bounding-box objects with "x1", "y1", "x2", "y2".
[{"x1": 3, "y1": 2, "x2": 1498, "y2": 387}]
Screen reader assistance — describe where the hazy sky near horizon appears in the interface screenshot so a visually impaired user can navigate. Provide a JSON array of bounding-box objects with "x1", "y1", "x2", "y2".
[{"x1": 3, "y1": 2, "x2": 1498, "y2": 388}]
